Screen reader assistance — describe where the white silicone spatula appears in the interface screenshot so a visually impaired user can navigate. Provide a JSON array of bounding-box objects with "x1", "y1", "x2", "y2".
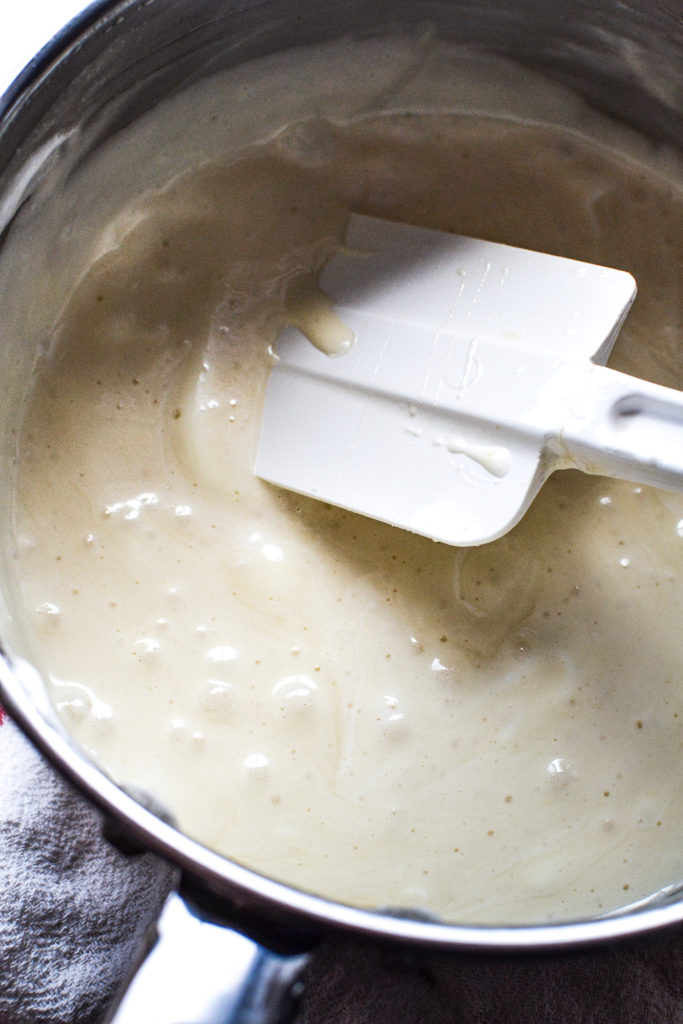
[{"x1": 255, "y1": 213, "x2": 683, "y2": 546}]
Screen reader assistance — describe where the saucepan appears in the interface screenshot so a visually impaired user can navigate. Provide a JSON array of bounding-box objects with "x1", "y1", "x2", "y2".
[{"x1": 0, "y1": 0, "x2": 681, "y2": 1020}]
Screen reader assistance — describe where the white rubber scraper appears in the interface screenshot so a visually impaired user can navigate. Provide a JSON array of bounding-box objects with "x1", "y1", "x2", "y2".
[{"x1": 255, "y1": 214, "x2": 683, "y2": 546}]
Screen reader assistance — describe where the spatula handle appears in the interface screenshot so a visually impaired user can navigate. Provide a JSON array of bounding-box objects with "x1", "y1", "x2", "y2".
[{"x1": 560, "y1": 364, "x2": 683, "y2": 492}]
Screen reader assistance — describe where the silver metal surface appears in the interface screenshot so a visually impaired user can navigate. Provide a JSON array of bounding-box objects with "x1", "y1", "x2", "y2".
[
  {"x1": 0, "y1": 2, "x2": 680, "y2": 1010},
  {"x1": 103, "y1": 892, "x2": 308, "y2": 1024}
]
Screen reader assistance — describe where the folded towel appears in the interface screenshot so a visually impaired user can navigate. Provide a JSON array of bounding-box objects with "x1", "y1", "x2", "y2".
[
  {"x1": 299, "y1": 926, "x2": 683, "y2": 1024},
  {"x1": 0, "y1": 711, "x2": 176, "y2": 1024},
  {"x1": 1, "y1": 708, "x2": 682, "y2": 1024}
]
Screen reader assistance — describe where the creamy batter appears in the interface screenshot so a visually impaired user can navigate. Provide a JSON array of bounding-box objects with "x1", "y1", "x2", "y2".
[{"x1": 7, "y1": 45, "x2": 683, "y2": 925}]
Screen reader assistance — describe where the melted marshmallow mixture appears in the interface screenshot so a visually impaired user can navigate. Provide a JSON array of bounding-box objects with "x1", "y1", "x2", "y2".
[{"x1": 12, "y1": 110, "x2": 683, "y2": 924}]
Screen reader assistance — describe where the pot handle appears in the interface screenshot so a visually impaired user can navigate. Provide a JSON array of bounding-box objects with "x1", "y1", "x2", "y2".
[{"x1": 103, "y1": 891, "x2": 310, "y2": 1024}]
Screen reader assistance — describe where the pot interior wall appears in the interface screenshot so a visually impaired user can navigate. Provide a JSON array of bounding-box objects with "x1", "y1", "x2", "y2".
[
  {"x1": 0, "y1": 0, "x2": 680, "y2": 935},
  {"x1": 0, "y1": 0, "x2": 679, "y2": 642}
]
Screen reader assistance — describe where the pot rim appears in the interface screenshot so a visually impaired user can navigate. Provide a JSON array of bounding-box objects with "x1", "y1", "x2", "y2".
[
  {"x1": 0, "y1": 0, "x2": 120, "y2": 114},
  {"x1": 3, "y1": 650, "x2": 682, "y2": 950},
  {"x1": 1, "y1": 0, "x2": 682, "y2": 953}
]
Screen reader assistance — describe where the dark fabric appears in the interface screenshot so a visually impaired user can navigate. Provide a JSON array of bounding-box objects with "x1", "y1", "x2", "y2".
[{"x1": 298, "y1": 931, "x2": 683, "y2": 1024}]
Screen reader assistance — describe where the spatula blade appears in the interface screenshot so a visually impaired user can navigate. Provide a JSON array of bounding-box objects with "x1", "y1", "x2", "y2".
[
  {"x1": 255, "y1": 214, "x2": 636, "y2": 546},
  {"x1": 256, "y1": 349, "x2": 547, "y2": 544}
]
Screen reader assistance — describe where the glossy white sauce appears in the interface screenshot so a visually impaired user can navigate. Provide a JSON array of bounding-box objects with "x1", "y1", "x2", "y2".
[{"x1": 8, "y1": 44, "x2": 683, "y2": 925}]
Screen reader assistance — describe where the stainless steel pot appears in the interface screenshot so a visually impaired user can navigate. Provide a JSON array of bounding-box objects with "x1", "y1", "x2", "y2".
[{"x1": 0, "y1": 1, "x2": 681, "y2": 1021}]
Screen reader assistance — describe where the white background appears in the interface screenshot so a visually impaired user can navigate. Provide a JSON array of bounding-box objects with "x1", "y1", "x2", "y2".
[{"x1": 1, "y1": 0, "x2": 93, "y2": 99}]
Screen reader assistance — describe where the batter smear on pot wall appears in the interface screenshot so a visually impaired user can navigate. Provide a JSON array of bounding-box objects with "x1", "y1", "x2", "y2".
[{"x1": 9, "y1": 47, "x2": 683, "y2": 925}]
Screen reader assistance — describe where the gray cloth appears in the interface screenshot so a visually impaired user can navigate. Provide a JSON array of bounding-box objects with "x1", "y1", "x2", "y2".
[
  {"x1": 299, "y1": 933, "x2": 683, "y2": 1024},
  {"x1": 0, "y1": 714, "x2": 176, "y2": 1024},
  {"x1": 1, "y1": 711, "x2": 682, "y2": 1024}
]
